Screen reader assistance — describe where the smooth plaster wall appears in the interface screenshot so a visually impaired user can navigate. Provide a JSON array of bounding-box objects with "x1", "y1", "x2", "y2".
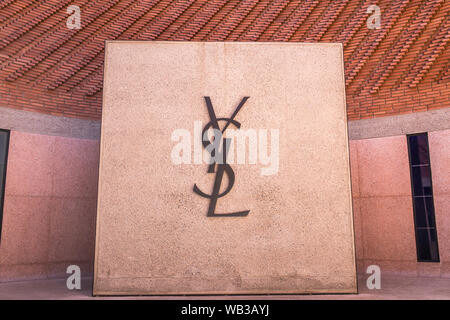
[
  {"x1": 350, "y1": 129, "x2": 450, "y2": 278},
  {"x1": 0, "y1": 130, "x2": 99, "y2": 282}
]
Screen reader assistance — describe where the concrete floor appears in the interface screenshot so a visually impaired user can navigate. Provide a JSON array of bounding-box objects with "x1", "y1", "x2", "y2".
[{"x1": 0, "y1": 275, "x2": 449, "y2": 299}]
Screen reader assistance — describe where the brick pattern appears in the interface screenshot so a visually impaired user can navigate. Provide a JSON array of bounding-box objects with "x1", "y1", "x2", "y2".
[{"x1": 0, "y1": 0, "x2": 448, "y2": 120}]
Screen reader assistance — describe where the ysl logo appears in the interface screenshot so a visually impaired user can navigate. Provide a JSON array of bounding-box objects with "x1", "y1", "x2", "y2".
[{"x1": 193, "y1": 96, "x2": 250, "y2": 217}]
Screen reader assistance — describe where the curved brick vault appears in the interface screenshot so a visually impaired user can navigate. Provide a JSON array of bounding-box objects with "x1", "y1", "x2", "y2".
[{"x1": 0, "y1": 0, "x2": 448, "y2": 120}]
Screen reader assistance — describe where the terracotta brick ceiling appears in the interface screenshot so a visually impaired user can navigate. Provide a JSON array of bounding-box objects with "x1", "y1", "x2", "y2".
[{"x1": 0, "y1": 0, "x2": 448, "y2": 120}]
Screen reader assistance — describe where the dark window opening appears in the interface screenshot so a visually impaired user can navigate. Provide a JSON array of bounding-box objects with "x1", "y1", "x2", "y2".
[
  {"x1": 407, "y1": 133, "x2": 439, "y2": 262},
  {"x1": 0, "y1": 129, "x2": 10, "y2": 241}
]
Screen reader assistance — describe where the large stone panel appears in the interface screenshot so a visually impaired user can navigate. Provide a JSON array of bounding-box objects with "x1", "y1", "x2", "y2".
[
  {"x1": 0, "y1": 130, "x2": 99, "y2": 282},
  {"x1": 94, "y1": 42, "x2": 356, "y2": 295}
]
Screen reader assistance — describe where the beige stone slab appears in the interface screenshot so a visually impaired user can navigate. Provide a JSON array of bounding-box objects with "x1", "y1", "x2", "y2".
[
  {"x1": 429, "y1": 129, "x2": 450, "y2": 196},
  {"x1": 94, "y1": 42, "x2": 356, "y2": 295},
  {"x1": 359, "y1": 196, "x2": 416, "y2": 262},
  {"x1": 357, "y1": 135, "x2": 412, "y2": 198}
]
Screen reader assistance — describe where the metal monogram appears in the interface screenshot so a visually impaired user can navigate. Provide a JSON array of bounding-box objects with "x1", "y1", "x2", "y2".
[{"x1": 193, "y1": 96, "x2": 250, "y2": 217}]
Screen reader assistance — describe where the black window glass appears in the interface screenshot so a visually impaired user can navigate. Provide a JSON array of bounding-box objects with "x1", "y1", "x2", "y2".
[
  {"x1": 408, "y1": 134, "x2": 430, "y2": 165},
  {"x1": 413, "y1": 197, "x2": 436, "y2": 228},
  {"x1": 0, "y1": 130, "x2": 10, "y2": 240},
  {"x1": 0, "y1": 133, "x2": 7, "y2": 162},
  {"x1": 415, "y1": 228, "x2": 439, "y2": 262},
  {"x1": 411, "y1": 166, "x2": 433, "y2": 196},
  {"x1": 407, "y1": 133, "x2": 439, "y2": 262}
]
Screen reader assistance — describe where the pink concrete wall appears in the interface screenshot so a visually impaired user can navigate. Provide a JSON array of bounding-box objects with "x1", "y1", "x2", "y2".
[
  {"x1": 1, "y1": 129, "x2": 448, "y2": 281},
  {"x1": 429, "y1": 129, "x2": 450, "y2": 277},
  {"x1": 0, "y1": 131, "x2": 99, "y2": 282},
  {"x1": 351, "y1": 131, "x2": 450, "y2": 277}
]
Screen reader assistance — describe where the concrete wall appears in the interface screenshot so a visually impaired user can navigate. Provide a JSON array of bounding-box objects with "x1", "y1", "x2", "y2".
[
  {"x1": 351, "y1": 129, "x2": 450, "y2": 278},
  {"x1": 93, "y1": 42, "x2": 356, "y2": 295},
  {"x1": 0, "y1": 130, "x2": 99, "y2": 282},
  {"x1": 0, "y1": 105, "x2": 449, "y2": 282},
  {"x1": 429, "y1": 129, "x2": 450, "y2": 277}
]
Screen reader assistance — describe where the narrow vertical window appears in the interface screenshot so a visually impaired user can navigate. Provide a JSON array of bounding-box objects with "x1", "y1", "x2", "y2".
[
  {"x1": 407, "y1": 133, "x2": 439, "y2": 262},
  {"x1": 0, "y1": 129, "x2": 10, "y2": 240}
]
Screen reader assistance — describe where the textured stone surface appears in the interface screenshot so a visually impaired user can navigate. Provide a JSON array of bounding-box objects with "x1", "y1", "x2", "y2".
[
  {"x1": 348, "y1": 108, "x2": 450, "y2": 140},
  {"x1": 0, "y1": 131, "x2": 99, "y2": 282},
  {"x1": 429, "y1": 129, "x2": 450, "y2": 196},
  {"x1": 356, "y1": 135, "x2": 412, "y2": 197},
  {"x1": 94, "y1": 42, "x2": 356, "y2": 295},
  {"x1": 352, "y1": 130, "x2": 450, "y2": 278},
  {"x1": 0, "y1": 106, "x2": 100, "y2": 140},
  {"x1": 430, "y1": 129, "x2": 450, "y2": 265},
  {"x1": 350, "y1": 135, "x2": 416, "y2": 275},
  {"x1": 360, "y1": 196, "x2": 416, "y2": 261}
]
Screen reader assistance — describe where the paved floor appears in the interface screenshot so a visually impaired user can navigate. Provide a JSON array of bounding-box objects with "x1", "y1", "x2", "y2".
[{"x1": 0, "y1": 275, "x2": 449, "y2": 299}]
